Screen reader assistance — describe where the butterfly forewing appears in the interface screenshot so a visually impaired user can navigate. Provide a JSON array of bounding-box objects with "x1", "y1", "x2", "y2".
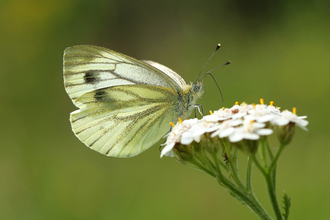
[
  {"x1": 64, "y1": 45, "x2": 184, "y2": 107},
  {"x1": 142, "y1": 60, "x2": 186, "y2": 89}
]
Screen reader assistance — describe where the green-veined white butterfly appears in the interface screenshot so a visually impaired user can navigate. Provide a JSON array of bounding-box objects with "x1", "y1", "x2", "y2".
[{"x1": 63, "y1": 45, "x2": 207, "y2": 158}]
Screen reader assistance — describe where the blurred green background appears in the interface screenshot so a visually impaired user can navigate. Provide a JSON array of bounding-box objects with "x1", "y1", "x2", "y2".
[{"x1": 1, "y1": 0, "x2": 329, "y2": 219}]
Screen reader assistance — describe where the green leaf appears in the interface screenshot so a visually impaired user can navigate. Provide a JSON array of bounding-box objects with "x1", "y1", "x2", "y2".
[{"x1": 282, "y1": 193, "x2": 291, "y2": 220}]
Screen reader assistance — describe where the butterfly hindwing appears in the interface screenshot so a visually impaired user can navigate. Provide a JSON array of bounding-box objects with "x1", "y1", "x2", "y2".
[{"x1": 70, "y1": 85, "x2": 178, "y2": 157}]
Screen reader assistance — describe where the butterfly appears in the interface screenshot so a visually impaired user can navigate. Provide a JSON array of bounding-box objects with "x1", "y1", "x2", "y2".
[{"x1": 63, "y1": 45, "x2": 205, "y2": 157}]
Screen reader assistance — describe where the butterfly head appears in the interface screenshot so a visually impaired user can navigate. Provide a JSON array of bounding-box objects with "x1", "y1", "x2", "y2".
[
  {"x1": 186, "y1": 81, "x2": 204, "y2": 107},
  {"x1": 193, "y1": 74, "x2": 206, "y2": 95}
]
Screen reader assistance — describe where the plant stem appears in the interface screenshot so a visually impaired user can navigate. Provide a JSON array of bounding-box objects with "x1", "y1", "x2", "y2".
[
  {"x1": 224, "y1": 142, "x2": 246, "y2": 191},
  {"x1": 265, "y1": 139, "x2": 274, "y2": 159},
  {"x1": 259, "y1": 139, "x2": 267, "y2": 167},
  {"x1": 252, "y1": 155, "x2": 283, "y2": 220},
  {"x1": 218, "y1": 174, "x2": 273, "y2": 220},
  {"x1": 246, "y1": 157, "x2": 253, "y2": 192},
  {"x1": 269, "y1": 144, "x2": 285, "y2": 172},
  {"x1": 187, "y1": 157, "x2": 216, "y2": 177},
  {"x1": 265, "y1": 174, "x2": 283, "y2": 220}
]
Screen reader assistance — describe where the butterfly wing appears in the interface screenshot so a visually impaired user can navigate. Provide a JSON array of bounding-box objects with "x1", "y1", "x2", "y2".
[
  {"x1": 142, "y1": 60, "x2": 186, "y2": 89},
  {"x1": 63, "y1": 45, "x2": 184, "y2": 157},
  {"x1": 70, "y1": 85, "x2": 178, "y2": 157},
  {"x1": 64, "y1": 45, "x2": 185, "y2": 107}
]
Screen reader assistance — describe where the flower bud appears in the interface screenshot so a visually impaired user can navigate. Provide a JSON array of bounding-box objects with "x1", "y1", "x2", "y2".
[
  {"x1": 277, "y1": 122, "x2": 295, "y2": 145},
  {"x1": 233, "y1": 139, "x2": 259, "y2": 155}
]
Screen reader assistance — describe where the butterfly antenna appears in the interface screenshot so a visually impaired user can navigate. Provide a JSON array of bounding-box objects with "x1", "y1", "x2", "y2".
[
  {"x1": 204, "y1": 61, "x2": 231, "y2": 76},
  {"x1": 195, "y1": 43, "x2": 221, "y2": 82},
  {"x1": 200, "y1": 61, "x2": 231, "y2": 103}
]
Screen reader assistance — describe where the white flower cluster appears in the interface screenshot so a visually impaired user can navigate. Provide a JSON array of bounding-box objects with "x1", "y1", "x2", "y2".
[{"x1": 161, "y1": 101, "x2": 308, "y2": 157}]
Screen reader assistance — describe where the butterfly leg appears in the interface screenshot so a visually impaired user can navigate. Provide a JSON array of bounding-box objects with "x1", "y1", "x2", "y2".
[{"x1": 193, "y1": 104, "x2": 204, "y2": 117}]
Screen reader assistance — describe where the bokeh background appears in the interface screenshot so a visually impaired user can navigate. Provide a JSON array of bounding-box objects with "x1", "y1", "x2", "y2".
[{"x1": 1, "y1": 0, "x2": 329, "y2": 219}]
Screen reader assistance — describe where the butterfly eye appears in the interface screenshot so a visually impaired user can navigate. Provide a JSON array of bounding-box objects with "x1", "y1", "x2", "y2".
[{"x1": 193, "y1": 85, "x2": 200, "y2": 92}]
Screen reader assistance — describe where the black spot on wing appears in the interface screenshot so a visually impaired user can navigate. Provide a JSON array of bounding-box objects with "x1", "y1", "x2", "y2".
[
  {"x1": 84, "y1": 71, "x2": 99, "y2": 84},
  {"x1": 94, "y1": 90, "x2": 107, "y2": 101}
]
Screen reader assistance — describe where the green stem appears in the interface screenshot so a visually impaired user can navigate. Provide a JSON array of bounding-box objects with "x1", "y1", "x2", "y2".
[
  {"x1": 211, "y1": 153, "x2": 221, "y2": 175},
  {"x1": 218, "y1": 158, "x2": 230, "y2": 172},
  {"x1": 265, "y1": 140, "x2": 276, "y2": 189},
  {"x1": 212, "y1": 150, "x2": 272, "y2": 220},
  {"x1": 187, "y1": 157, "x2": 216, "y2": 177},
  {"x1": 218, "y1": 174, "x2": 273, "y2": 220},
  {"x1": 252, "y1": 155, "x2": 283, "y2": 220},
  {"x1": 265, "y1": 139, "x2": 274, "y2": 160},
  {"x1": 246, "y1": 156, "x2": 269, "y2": 217},
  {"x1": 246, "y1": 156, "x2": 253, "y2": 192},
  {"x1": 269, "y1": 144, "x2": 285, "y2": 172},
  {"x1": 265, "y1": 174, "x2": 283, "y2": 220},
  {"x1": 251, "y1": 155, "x2": 267, "y2": 176},
  {"x1": 259, "y1": 139, "x2": 267, "y2": 167},
  {"x1": 224, "y1": 142, "x2": 246, "y2": 191},
  {"x1": 194, "y1": 150, "x2": 215, "y2": 173}
]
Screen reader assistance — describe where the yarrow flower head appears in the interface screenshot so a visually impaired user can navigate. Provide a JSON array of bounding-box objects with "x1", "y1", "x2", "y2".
[
  {"x1": 161, "y1": 99, "x2": 308, "y2": 157},
  {"x1": 159, "y1": 99, "x2": 309, "y2": 220}
]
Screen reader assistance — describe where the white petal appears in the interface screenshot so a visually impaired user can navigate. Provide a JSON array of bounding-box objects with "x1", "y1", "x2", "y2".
[
  {"x1": 253, "y1": 122, "x2": 266, "y2": 129},
  {"x1": 194, "y1": 129, "x2": 206, "y2": 137},
  {"x1": 229, "y1": 132, "x2": 243, "y2": 142},
  {"x1": 257, "y1": 129, "x2": 273, "y2": 136},
  {"x1": 193, "y1": 135, "x2": 201, "y2": 143},
  {"x1": 181, "y1": 133, "x2": 194, "y2": 145},
  {"x1": 220, "y1": 127, "x2": 235, "y2": 138},
  {"x1": 210, "y1": 129, "x2": 221, "y2": 138},
  {"x1": 231, "y1": 119, "x2": 243, "y2": 126},
  {"x1": 257, "y1": 114, "x2": 274, "y2": 123},
  {"x1": 203, "y1": 115, "x2": 219, "y2": 122},
  {"x1": 243, "y1": 133, "x2": 259, "y2": 140},
  {"x1": 232, "y1": 112, "x2": 246, "y2": 119},
  {"x1": 164, "y1": 150, "x2": 175, "y2": 157},
  {"x1": 294, "y1": 119, "x2": 309, "y2": 127},
  {"x1": 272, "y1": 117, "x2": 289, "y2": 126},
  {"x1": 160, "y1": 143, "x2": 175, "y2": 157},
  {"x1": 295, "y1": 120, "x2": 309, "y2": 130},
  {"x1": 207, "y1": 125, "x2": 221, "y2": 132}
]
